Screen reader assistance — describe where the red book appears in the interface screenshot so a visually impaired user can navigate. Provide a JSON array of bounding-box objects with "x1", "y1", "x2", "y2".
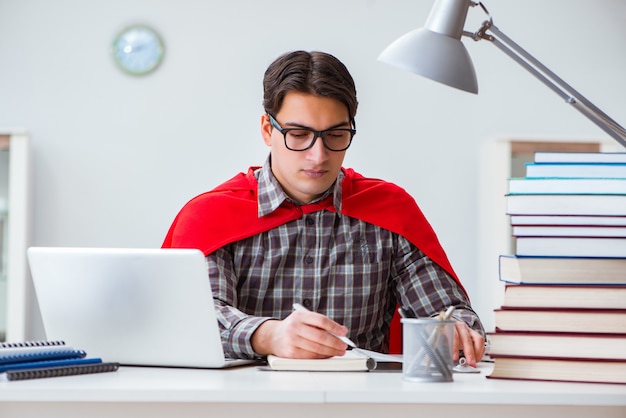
[
  {"x1": 487, "y1": 331, "x2": 626, "y2": 361},
  {"x1": 493, "y1": 308, "x2": 626, "y2": 334},
  {"x1": 488, "y1": 356, "x2": 626, "y2": 385}
]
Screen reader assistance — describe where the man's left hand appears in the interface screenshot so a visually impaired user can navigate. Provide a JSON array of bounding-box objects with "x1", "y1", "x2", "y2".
[{"x1": 452, "y1": 322, "x2": 485, "y2": 367}]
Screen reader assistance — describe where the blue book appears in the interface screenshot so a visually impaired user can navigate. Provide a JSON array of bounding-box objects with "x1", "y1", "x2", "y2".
[
  {"x1": 0, "y1": 357, "x2": 102, "y2": 373},
  {"x1": 0, "y1": 349, "x2": 87, "y2": 366}
]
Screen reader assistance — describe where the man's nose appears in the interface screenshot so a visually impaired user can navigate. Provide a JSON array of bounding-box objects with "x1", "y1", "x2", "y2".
[{"x1": 306, "y1": 133, "x2": 329, "y2": 161}]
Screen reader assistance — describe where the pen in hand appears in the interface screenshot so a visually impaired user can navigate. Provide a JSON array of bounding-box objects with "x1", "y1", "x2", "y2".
[
  {"x1": 292, "y1": 303, "x2": 357, "y2": 348},
  {"x1": 292, "y1": 303, "x2": 403, "y2": 363}
]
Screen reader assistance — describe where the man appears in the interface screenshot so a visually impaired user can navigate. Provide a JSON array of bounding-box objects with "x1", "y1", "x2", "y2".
[{"x1": 163, "y1": 50, "x2": 486, "y2": 366}]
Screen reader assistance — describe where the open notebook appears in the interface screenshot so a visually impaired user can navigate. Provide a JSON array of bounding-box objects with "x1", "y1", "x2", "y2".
[{"x1": 27, "y1": 247, "x2": 257, "y2": 368}]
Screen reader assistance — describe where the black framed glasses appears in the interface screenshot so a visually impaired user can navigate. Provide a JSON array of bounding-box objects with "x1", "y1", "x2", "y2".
[{"x1": 268, "y1": 114, "x2": 356, "y2": 152}]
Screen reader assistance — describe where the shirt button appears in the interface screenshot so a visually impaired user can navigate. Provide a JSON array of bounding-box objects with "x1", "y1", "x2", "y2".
[
  {"x1": 306, "y1": 217, "x2": 314, "y2": 226},
  {"x1": 303, "y1": 299, "x2": 313, "y2": 309},
  {"x1": 305, "y1": 256, "x2": 314, "y2": 264}
]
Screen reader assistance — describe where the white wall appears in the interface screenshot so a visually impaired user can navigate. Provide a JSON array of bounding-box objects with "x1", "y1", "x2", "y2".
[{"x1": 1, "y1": 0, "x2": 625, "y2": 337}]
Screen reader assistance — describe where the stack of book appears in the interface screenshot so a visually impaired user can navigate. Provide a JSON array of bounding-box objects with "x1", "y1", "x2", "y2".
[
  {"x1": 0, "y1": 340, "x2": 119, "y2": 381},
  {"x1": 488, "y1": 151, "x2": 626, "y2": 384},
  {"x1": 507, "y1": 151, "x2": 626, "y2": 257}
]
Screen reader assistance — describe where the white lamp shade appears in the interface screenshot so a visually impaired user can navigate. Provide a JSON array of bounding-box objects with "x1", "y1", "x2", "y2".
[{"x1": 378, "y1": 27, "x2": 478, "y2": 94}]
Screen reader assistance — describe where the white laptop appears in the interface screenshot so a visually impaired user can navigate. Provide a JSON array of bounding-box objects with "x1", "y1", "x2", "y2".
[{"x1": 27, "y1": 247, "x2": 257, "y2": 368}]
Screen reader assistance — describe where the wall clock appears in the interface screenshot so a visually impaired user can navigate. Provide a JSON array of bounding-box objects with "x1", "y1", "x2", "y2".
[{"x1": 112, "y1": 25, "x2": 164, "y2": 75}]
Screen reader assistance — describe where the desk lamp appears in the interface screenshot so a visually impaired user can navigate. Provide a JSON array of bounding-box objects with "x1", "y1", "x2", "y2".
[{"x1": 378, "y1": 0, "x2": 626, "y2": 148}]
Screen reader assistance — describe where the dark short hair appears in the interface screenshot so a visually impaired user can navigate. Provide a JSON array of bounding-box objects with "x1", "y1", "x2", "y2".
[{"x1": 262, "y1": 51, "x2": 358, "y2": 124}]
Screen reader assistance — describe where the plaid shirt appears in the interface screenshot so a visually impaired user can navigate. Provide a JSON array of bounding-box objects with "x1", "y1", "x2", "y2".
[{"x1": 209, "y1": 158, "x2": 484, "y2": 359}]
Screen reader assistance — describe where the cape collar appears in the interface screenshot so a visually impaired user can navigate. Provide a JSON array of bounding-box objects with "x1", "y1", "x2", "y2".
[{"x1": 255, "y1": 156, "x2": 343, "y2": 218}]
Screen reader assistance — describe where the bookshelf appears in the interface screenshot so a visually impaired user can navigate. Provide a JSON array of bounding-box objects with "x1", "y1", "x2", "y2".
[
  {"x1": 476, "y1": 137, "x2": 619, "y2": 332},
  {"x1": 0, "y1": 131, "x2": 32, "y2": 342}
]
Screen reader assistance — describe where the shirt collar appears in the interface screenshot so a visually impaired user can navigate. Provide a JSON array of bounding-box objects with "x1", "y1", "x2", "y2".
[{"x1": 255, "y1": 156, "x2": 343, "y2": 217}]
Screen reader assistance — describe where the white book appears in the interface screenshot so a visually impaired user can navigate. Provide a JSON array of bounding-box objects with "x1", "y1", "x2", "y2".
[
  {"x1": 508, "y1": 177, "x2": 626, "y2": 194},
  {"x1": 266, "y1": 351, "x2": 376, "y2": 371},
  {"x1": 525, "y1": 163, "x2": 626, "y2": 178},
  {"x1": 515, "y1": 236, "x2": 626, "y2": 258},
  {"x1": 509, "y1": 215, "x2": 626, "y2": 226},
  {"x1": 512, "y1": 225, "x2": 626, "y2": 238},
  {"x1": 498, "y1": 254, "x2": 626, "y2": 285},
  {"x1": 534, "y1": 152, "x2": 626, "y2": 164},
  {"x1": 506, "y1": 194, "x2": 626, "y2": 216}
]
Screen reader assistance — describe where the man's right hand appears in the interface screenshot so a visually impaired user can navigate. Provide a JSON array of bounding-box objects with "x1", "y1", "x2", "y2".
[{"x1": 251, "y1": 310, "x2": 349, "y2": 358}]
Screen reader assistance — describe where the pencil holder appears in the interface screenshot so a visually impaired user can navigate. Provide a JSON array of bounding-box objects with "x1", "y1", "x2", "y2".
[{"x1": 401, "y1": 318, "x2": 454, "y2": 382}]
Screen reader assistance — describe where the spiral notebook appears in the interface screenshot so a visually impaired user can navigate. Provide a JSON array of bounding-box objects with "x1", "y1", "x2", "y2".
[
  {"x1": 3, "y1": 362, "x2": 120, "y2": 381},
  {"x1": 27, "y1": 247, "x2": 257, "y2": 369}
]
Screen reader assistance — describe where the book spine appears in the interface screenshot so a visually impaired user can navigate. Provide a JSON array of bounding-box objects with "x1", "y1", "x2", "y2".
[{"x1": 5, "y1": 362, "x2": 120, "y2": 381}]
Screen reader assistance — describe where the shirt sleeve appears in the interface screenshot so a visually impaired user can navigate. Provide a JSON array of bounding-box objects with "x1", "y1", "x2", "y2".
[
  {"x1": 207, "y1": 247, "x2": 274, "y2": 359},
  {"x1": 392, "y1": 234, "x2": 485, "y2": 337}
]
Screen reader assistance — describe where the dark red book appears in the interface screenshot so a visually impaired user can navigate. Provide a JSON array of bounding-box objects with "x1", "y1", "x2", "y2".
[
  {"x1": 487, "y1": 331, "x2": 626, "y2": 361},
  {"x1": 488, "y1": 356, "x2": 626, "y2": 385},
  {"x1": 493, "y1": 308, "x2": 626, "y2": 334}
]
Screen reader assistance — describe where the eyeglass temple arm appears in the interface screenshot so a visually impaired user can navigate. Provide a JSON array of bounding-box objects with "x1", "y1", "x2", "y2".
[{"x1": 463, "y1": 6, "x2": 626, "y2": 148}]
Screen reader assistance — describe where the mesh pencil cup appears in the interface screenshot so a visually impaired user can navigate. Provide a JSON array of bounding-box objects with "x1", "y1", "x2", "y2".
[{"x1": 401, "y1": 318, "x2": 454, "y2": 382}]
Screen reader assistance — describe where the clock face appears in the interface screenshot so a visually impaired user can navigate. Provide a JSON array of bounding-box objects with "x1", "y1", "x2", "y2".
[{"x1": 112, "y1": 25, "x2": 164, "y2": 75}]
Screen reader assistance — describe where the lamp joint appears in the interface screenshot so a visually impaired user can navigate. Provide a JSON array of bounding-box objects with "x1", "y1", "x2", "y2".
[{"x1": 474, "y1": 19, "x2": 494, "y2": 41}]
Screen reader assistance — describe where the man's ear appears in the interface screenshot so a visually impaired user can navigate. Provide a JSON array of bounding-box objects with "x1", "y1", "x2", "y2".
[{"x1": 261, "y1": 114, "x2": 272, "y2": 146}]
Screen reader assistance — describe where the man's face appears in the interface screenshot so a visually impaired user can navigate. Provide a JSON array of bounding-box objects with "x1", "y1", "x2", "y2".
[{"x1": 261, "y1": 92, "x2": 351, "y2": 204}]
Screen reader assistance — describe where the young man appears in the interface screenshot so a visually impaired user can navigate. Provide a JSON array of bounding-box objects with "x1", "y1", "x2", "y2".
[{"x1": 163, "y1": 50, "x2": 486, "y2": 366}]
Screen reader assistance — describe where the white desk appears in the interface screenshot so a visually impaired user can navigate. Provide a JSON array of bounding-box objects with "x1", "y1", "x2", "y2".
[{"x1": 1, "y1": 363, "x2": 625, "y2": 418}]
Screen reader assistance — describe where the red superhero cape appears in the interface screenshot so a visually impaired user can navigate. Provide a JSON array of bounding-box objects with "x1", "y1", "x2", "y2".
[{"x1": 162, "y1": 167, "x2": 465, "y2": 295}]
